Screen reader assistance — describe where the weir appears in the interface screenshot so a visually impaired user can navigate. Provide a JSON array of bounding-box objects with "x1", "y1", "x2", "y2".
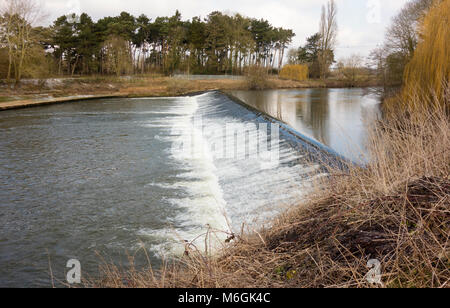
[{"x1": 136, "y1": 91, "x2": 347, "y2": 255}]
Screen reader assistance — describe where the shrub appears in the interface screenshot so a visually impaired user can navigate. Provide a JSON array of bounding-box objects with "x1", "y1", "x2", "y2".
[
  {"x1": 245, "y1": 65, "x2": 269, "y2": 90},
  {"x1": 279, "y1": 64, "x2": 309, "y2": 81}
]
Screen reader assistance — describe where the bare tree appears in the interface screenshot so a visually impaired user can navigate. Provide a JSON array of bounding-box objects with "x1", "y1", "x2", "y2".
[
  {"x1": 0, "y1": 0, "x2": 43, "y2": 86},
  {"x1": 368, "y1": 0, "x2": 435, "y2": 94},
  {"x1": 337, "y1": 54, "x2": 364, "y2": 87},
  {"x1": 102, "y1": 35, "x2": 133, "y2": 77},
  {"x1": 318, "y1": 0, "x2": 338, "y2": 79},
  {"x1": 385, "y1": 0, "x2": 434, "y2": 58}
]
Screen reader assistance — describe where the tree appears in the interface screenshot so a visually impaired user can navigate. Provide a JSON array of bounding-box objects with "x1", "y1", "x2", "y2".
[
  {"x1": 369, "y1": 0, "x2": 435, "y2": 93},
  {"x1": 75, "y1": 13, "x2": 98, "y2": 75},
  {"x1": 205, "y1": 11, "x2": 230, "y2": 73},
  {"x1": 102, "y1": 35, "x2": 133, "y2": 76},
  {"x1": 150, "y1": 16, "x2": 169, "y2": 72},
  {"x1": 288, "y1": 33, "x2": 321, "y2": 78},
  {"x1": 165, "y1": 10, "x2": 187, "y2": 74},
  {"x1": 276, "y1": 28, "x2": 295, "y2": 72},
  {"x1": 336, "y1": 54, "x2": 364, "y2": 87},
  {"x1": 403, "y1": 0, "x2": 449, "y2": 108},
  {"x1": 250, "y1": 18, "x2": 273, "y2": 67},
  {"x1": 133, "y1": 14, "x2": 151, "y2": 74},
  {"x1": 0, "y1": 0, "x2": 44, "y2": 85},
  {"x1": 52, "y1": 14, "x2": 78, "y2": 75},
  {"x1": 385, "y1": 0, "x2": 434, "y2": 59},
  {"x1": 318, "y1": 0, "x2": 338, "y2": 79},
  {"x1": 186, "y1": 16, "x2": 206, "y2": 73},
  {"x1": 33, "y1": 9, "x2": 296, "y2": 77}
]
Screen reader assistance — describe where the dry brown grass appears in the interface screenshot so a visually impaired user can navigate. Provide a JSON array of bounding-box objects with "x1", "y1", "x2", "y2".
[
  {"x1": 0, "y1": 75, "x2": 375, "y2": 106},
  {"x1": 0, "y1": 75, "x2": 330, "y2": 110},
  {"x1": 89, "y1": 88, "x2": 449, "y2": 288},
  {"x1": 0, "y1": 76, "x2": 248, "y2": 101}
]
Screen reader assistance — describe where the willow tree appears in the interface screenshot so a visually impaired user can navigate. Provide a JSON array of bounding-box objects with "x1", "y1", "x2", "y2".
[{"x1": 403, "y1": 0, "x2": 449, "y2": 108}]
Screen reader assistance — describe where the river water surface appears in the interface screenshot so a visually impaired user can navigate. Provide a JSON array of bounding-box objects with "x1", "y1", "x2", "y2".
[
  {"x1": 0, "y1": 89, "x2": 380, "y2": 287},
  {"x1": 230, "y1": 88, "x2": 381, "y2": 162}
]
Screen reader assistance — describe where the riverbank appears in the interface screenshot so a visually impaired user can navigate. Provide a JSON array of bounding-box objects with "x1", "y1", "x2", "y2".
[
  {"x1": 89, "y1": 95, "x2": 449, "y2": 288},
  {"x1": 0, "y1": 75, "x2": 378, "y2": 111}
]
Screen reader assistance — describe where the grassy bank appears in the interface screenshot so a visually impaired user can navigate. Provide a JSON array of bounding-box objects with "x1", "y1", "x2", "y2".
[
  {"x1": 0, "y1": 75, "x2": 378, "y2": 108},
  {"x1": 89, "y1": 92, "x2": 449, "y2": 288}
]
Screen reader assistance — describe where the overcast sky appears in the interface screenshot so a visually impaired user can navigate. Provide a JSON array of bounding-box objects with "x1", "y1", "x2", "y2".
[{"x1": 39, "y1": 0, "x2": 409, "y2": 60}]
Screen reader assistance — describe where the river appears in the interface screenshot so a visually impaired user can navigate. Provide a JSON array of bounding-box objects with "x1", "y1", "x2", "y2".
[{"x1": 0, "y1": 89, "x2": 380, "y2": 287}]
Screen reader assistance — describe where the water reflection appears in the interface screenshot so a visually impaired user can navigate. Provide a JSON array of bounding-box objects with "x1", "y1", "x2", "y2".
[{"x1": 228, "y1": 88, "x2": 382, "y2": 162}]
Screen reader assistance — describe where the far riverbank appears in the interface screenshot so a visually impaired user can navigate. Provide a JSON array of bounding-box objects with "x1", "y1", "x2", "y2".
[{"x1": 0, "y1": 75, "x2": 380, "y2": 111}]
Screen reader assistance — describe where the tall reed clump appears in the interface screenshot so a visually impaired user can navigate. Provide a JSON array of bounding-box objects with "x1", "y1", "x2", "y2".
[
  {"x1": 401, "y1": 0, "x2": 449, "y2": 111},
  {"x1": 279, "y1": 64, "x2": 309, "y2": 81}
]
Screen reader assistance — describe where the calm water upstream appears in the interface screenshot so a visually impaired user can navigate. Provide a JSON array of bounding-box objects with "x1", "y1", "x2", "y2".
[
  {"x1": 0, "y1": 89, "x2": 379, "y2": 287},
  {"x1": 229, "y1": 88, "x2": 381, "y2": 162}
]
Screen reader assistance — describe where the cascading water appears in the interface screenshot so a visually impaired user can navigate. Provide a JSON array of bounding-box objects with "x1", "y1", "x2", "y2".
[{"x1": 134, "y1": 92, "x2": 323, "y2": 255}]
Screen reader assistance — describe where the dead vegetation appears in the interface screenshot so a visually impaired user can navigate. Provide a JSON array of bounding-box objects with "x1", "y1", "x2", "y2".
[{"x1": 0, "y1": 75, "x2": 324, "y2": 104}]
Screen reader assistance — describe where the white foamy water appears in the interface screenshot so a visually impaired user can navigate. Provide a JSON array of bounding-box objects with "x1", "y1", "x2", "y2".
[{"x1": 136, "y1": 92, "x2": 323, "y2": 256}]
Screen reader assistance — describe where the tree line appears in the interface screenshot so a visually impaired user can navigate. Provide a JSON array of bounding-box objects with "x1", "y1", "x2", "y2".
[{"x1": 0, "y1": 0, "x2": 296, "y2": 84}]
